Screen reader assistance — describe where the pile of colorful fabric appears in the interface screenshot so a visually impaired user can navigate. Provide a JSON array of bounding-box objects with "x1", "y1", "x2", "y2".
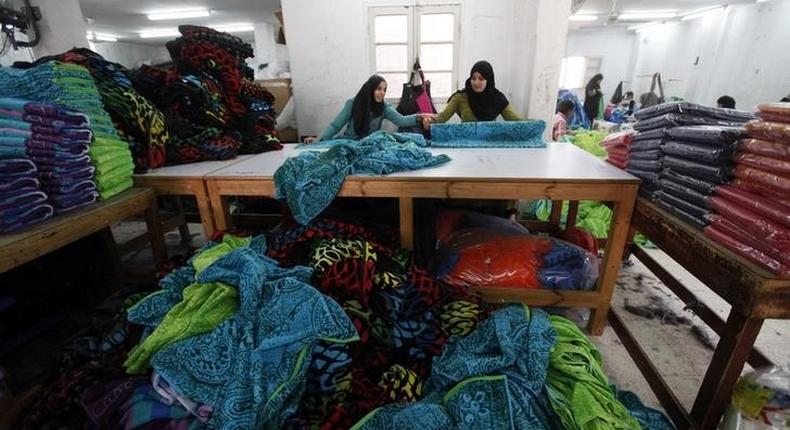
[
  {"x1": 133, "y1": 25, "x2": 282, "y2": 165},
  {"x1": 429, "y1": 121, "x2": 547, "y2": 148},
  {"x1": 0, "y1": 97, "x2": 97, "y2": 214},
  {"x1": 0, "y1": 62, "x2": 134, "y2": 199},
  {"x1": 703, "y1": 103, "x2": 790, "y2": 276},
  {"x1": 0, "y1": 122, "x2": 53, "y2": 232},
  {"x1": 629, "y1": 102, "x2": 754, "y2": 212},
  {"x1": 275, "y1": 131, "x2": 451, "y2": 225},
  {"x1": 601, "y1": 130, "x2": 634, "y2": 171}
]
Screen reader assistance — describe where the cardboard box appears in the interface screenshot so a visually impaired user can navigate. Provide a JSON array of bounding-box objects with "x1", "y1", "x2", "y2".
[{"x1": 258, "y1": 78, "x2": 292, "y2": 114}]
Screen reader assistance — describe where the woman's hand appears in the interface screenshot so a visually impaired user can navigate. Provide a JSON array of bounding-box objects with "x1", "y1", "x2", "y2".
[
  {"x1": 421, "y1": 114, "x2": 437, "y2": 130},
  {"x1": 303, "y1": 136, "x2": 318, "y2": 144}
]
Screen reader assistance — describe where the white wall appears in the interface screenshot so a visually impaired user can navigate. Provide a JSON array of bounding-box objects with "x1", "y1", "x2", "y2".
[
  {"x1": 283, "y1": 0, "x2": 569, "y2": 136},
  {"x1": 630, "y1": 1, "x2": 790, "y2": 110},
  {"x1": 92, "y1": 42, "x2": 170, "y2": 68},
  {"x1": 29, "y1": 0, "x2": 89, "y2": 58},
  {"x1": 565, "y1": 30, "x2": 636, "y2": 98}
]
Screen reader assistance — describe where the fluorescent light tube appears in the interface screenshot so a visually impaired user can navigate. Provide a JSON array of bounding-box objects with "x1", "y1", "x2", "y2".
[
  {"x1": 212, "y1": 23, "x2": 254, "y2": 33},
  {"x1": 569, "y1": 14, "x2": 598, "y2": 21},
  {"x1": 94, "y1": 33, "x2": 118, "y2": 42},
  {"x1": 147, "y1": 9, "x2": 210, "y2": 21},
  {"x1": 139, "y1": 28, "x2": 180, "y2": 39},
  {"x1": 619, "y1": 12, "x2": 677, "y2": 20},
  {"x1": 681, "y1": 6, "x2": 725, "y2": 21}
]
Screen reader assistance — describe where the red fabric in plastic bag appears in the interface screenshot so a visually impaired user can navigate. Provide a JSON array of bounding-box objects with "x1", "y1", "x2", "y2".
[
  {"x1": 607, "y1": 146, "x2": 630, "y2": 158},
  {"x1": 601, "y1": 130, "x2": 635, "y2": 148},
  {"x1": 758, "y1": 103, "x2": 790, "y2": 124},
  {"x1": 739, "y1": 139, "x2": 790, "y2": 161},
  {"x1": 705, "y1": 225, "x2": 790, "y2": 276},
  {"x1": 708, "y1": 214, "x2": 790, "y2": 266},
  {"x1": 560, "y1": 227, "x2": 599, "y2": 256},
  {"x1": 730, "y1": 179, "x2": 790, "y2": 210},
  {"x1": 607, "y1": 157, "x2": 627, "y2": 169},
  {"x1": 708, "y1": 195, "x2": 790, "y2": 252},
  {"x1": 715, "y1": 185, "x2": 790, "y2": 228},
  {"x1": 734, "y1": 153, "x2": 790, "y2": 176},
  {"x1": 733, "y1": 165, "x2": 790, "y2": 196},
  {"x1": 435, "y1": 209, "x2": 528, "y2": 246},
  {"x1": 746, "y1": 120, "x2": 790, "y2": 142}
]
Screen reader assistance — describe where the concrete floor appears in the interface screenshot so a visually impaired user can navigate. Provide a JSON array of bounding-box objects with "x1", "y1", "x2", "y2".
[{"x1": 112, "y1": 221, "x2": 790, "y2": 417}]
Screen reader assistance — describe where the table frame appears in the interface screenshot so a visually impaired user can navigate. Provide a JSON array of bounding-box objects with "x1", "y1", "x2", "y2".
[
  {"x1": 205, "y1": 175, "x2": 639, "y2": 335},
  {"x1": 133, "y1": 176, "x2": 216, "y2": 239},
  {"x1": 613, "y1": 198, "x2": 790, "y2": 430}
]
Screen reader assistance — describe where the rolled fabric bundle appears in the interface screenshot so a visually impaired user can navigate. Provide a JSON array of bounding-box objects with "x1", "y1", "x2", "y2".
[{"x1": 429, "y1": 121, "x2": 546, "y2": 148}]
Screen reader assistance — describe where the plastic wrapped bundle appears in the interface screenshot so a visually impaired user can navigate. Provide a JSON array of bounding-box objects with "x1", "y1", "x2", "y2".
[
  {"x1": 745, "y1": 120, "x2": 790, "y2": 142},
  {"x1": 659, "y1": 177, "x2": 710, "y2": 207},
  {"x1": 601, "y1": 130, "x2": 634, "y2": 170},
  {"x1": 663, "y1": 155, "x2": 732, "y2": 183},
  {"x1": 662, "y1": 141, "x2": 736, "y2": 163},
  {"x1": 656, "y1": 198, "x2": 708, "y2": 229},
  {"x1": 733, "y1": 164, "x2": 790, "y2": 197},
  {"x1": 435, "y1": 209, "x2": 529, "y2": 245},
  {"x1": 429, "y1": 120, "x2": 547, "y2": 148},
  {"x1": 634, "y1": 101, "x2": 756, "y2": 123},
  {"x1": 666, "y1": 125, "x2": 747, "y2": 147},
  {"x1": 629, "y1": 149, "x2": 662, "y2": 161},
  {"x1": 661, "y1": 168, "x2": 718, "y2": 194},
  {"x1": 628, "y1": 158, "x2": 662, "y2": 172},
  {"x1": 723, "y1": 366, "x2": 790, "y2": 427},
  {"x1": 708, "y1": 195, "x2": 790, "y2": 252},
  {"x1": 655, "y1": 190, "x2": 709, "y2": 218},
  {"x1": 631, "y1": 138, "x2": 663, "y2": 152},
  {"x1": 600, "y1": 130, "x2": 635, "y2": 148},
  {"x1": 633, "y1": 128, "x2": 665, "y2": 142},
  {"x1": 739, "y1": 138, "x2": 790, "y2": 160},
  {"x1": 731, "y1": 178, "x2": 790, "y2": 207},
  {"x1": 634, "y1": 113, "x2": 745, "y2": 132},
  {"x1": 756, "y1": 102, "x2": 790, "y2": 124},
  {"x1": 429, "y1": 227, "x2": 599, "y2": 290},
  {"x1": 706, "y1": 221, "x2": 790, "y2": 276},
  {"x1": 733, "y1": 153, "x2": 790, "y2": 176}
]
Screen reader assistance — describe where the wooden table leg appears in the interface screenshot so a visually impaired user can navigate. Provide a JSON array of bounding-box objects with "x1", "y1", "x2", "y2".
[
  {"x1": 197, "y1": 181, "x2": 219, "y2": 238},
  {"x1": 567, "y1": 200, "x2": 580, "y2": 230},
  {"x1": 399, "y1": 197, "x2": 414, "y2": 250},
  {"x1": 550, "y1": 200, "x2": 563, "y2": 230},
  {"x1": 588, "y1": 185, "x2": 638, "y2": 335},
  {"x1": 691, "y1": 311, "x2": 764, "y2": 429},
  {"x1": 143, "y1": 194, "x2": 168, "y2": 269},
  {"x1": 173, "y1": 195, "x2": 191, "y2": 242}
]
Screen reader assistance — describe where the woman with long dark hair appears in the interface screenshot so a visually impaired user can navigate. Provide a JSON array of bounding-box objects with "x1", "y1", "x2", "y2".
[
  {"x1": 426, "y1": 60, "x2": 522, "y2": 126},
  {"x1": 309, "y1": 75, "x2": 428, "y2": 142},
  {"x1": 583, "y1": 74, "x2": 604, "y2": 123}
]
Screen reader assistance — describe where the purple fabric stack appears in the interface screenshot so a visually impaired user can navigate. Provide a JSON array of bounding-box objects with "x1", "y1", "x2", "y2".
[
  {"x1": 0, "y1": 97, "x2": 98, "y2": 215},
  {"x1": 0, "y1": 159, "x2": 53, "y2": 233}
]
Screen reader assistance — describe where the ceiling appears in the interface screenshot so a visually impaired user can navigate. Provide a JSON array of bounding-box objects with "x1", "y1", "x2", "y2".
[
  {"x1": 79, "y1": 0, "x2": 282, "y2": 45},
  {"x1": 568, "y1": 0, "x2": 758, "y2": 32}
]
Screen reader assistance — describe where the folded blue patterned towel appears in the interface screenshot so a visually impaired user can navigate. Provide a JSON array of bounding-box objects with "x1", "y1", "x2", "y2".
[{"x1": 430, "y1": 120, "x2": 547, "y2": 148}]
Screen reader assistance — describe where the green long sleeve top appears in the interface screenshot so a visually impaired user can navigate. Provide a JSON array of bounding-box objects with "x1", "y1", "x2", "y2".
[
  {"x1": 318, "y1": 98, "x2": 420, "y2": 141},
  {"x1": 433, "y1": 92, "x2": 522, "y2": 123}
]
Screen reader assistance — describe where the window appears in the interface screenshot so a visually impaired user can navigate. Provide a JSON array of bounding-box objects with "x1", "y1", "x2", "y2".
[
  {"x1": 558, "y1": 56, "x2": 602, "y2": 90},
  {"x1": 370, "y1": 6, "x2": 460, "y2": 100}
]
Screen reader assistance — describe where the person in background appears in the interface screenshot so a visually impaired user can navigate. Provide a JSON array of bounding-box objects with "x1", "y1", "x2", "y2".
[
  {"x1": 717, "y1": 95, "x2": 736, "y2": 109},
  {"x1": 423, "y1": 60, "x2": 522, "y2": 128},
  {"x1": 305, "y1": 75, "x2": 431, "y2": 143},
  {"x1": 553, "y1": 99, "x2": 576, "y2": 141},
  {"x1": 583, "y1": 74, "x2": 604, "y2": 124}
]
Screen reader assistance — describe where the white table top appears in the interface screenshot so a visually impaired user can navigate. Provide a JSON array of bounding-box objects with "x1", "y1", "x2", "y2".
[
  {"x1": 134, "y1": 155, "x2": 255, "y2": 179},
  {"x1": 205, "y1": 143, "x2": 638, "y2": 183}
]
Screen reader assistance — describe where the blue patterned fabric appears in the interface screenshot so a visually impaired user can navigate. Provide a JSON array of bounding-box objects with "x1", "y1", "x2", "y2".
[
  {"x1": 127, "y1": 235, "x2": 358, "y2": 430},
  {"x1": 297, "y1": 132, "x2": 428, "y2": 149},
  {"x1": 429, "y1": 121, "x2": 546, "y2": 148},
  {"x1": 559, "y1": 89, "x2": 590, "y2": 130},
  {"x1": 350, "y1": 305, "x2": 562, "y2": 430},
  {"x1": 275, "y1": 131, "x2": 450, "y2": 225}
]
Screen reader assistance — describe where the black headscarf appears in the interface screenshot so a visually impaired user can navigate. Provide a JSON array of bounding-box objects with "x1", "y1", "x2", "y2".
[
  {"x1": 452, "y1": 61, "x2": 509, "y2": 121},
  {"x1": 584, "y1": 74, "x2": 604, "y2": 122},
  {"x1": 352, "y1": 75, "x2": 386, "y2": 137}
]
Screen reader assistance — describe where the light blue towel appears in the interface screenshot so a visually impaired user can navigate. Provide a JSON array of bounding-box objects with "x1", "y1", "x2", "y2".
[
  {"x1": 430, "y1": 120, "x2": 547, "y2": 148},
  {"x1": 276, "y1": 131, "x2": 450, "y2": 225}
]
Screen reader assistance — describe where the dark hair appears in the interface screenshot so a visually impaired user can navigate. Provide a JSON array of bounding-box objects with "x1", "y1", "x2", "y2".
[
  {"x1": 717, "y1": 95, "x2": 735, "y2": 109},
  {"x1": 352, "y1": 75, "x2": 386, "y2": 137},
  {"x1": 586, "y1": 74, "x2": 603, "y2": 91},
  {"x1": 558, "y1": 99, "x2": 575, "y2": 115}
]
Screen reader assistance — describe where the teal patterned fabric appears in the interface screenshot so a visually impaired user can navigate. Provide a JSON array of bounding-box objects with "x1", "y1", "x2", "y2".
[
  {"x1": 430, "y1": 120, "x2": 547, "y2": 148},
  {"x1": 127, "y1": 235, "x2": 358, "y2": 430},
  {"x1": 350, "y1": 305, "x2": 562, "y2": 430},
  {"x1": 275, "y1": 131, "x2": 450, "y2": 225}
]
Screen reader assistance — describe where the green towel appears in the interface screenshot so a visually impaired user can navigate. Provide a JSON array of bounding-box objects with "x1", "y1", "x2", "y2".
[
  {"x1": 572, "y1": 131, "x2": 609, "y2": 158},
  {"x1": 124, "y1": 281, "x2": 239, "y2": 374},
  {"x1": 98, "y1": 177, "x2": 133, "y2": 200},
  {"x1": 192, "y1": 235, "x2": 252, "y2": 275},
  {"x1": 546, "y1": 316, "x2": 642, "y2": 430}
]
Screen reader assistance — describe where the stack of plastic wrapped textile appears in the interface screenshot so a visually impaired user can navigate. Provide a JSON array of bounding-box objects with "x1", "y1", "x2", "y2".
[
  {"x1": 704, "y1": 103, "x2": 790, "y2": 276},
  {"x1": 0, "y1": 97, "x2": 98, "y2": 214},
  {"x1": 133, "y1": 25, "x2": 282, "y2": 165},
  {"x1": 0, "y1": 62, "x2": 134, "y2": 199},
  {"x1": 601, "y1": 130, "x2": 634, "y2": 170}
]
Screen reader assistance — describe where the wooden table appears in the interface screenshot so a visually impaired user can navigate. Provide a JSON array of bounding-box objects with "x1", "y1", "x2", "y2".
[
  {"x1": 133, "y1": 156, "x2": 253, "y2": 239},
  {"x1": 611, "y1": 198, "x2": 790, "y2": 430},
  {"x1": 0, "y1": 188, "x2": 167, "y2": 274},
  {"x1": 204, "y1": 143, "x2": 640, "y2": 334}
]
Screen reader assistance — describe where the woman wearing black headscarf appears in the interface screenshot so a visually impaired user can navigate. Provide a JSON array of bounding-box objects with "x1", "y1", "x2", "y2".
[
  {"x1": 583, "y1": 74, "x2": 604, "y2": 123},
  {"x1": 427, "y1": 60, "x2": 522, "y2": 126},
  {"x1": 310, "y1": 75, "x2": 428, "y2": 142}
]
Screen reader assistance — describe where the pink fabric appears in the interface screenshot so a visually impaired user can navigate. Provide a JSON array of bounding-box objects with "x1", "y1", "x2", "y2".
[{"x1": 552, "y1": 113, "x2": 568, "y2": 141}]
